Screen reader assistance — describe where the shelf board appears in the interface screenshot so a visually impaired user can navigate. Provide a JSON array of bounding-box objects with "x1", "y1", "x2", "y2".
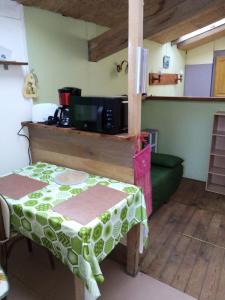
[
  {"x1": 206, "y1": 183, "x2": 225, "y2": 195},
  {"x1": 0, "y1": 60, "x2": 28, "y2": 70},
  {"x1": 209, "y1": 166, "x2": 225, "y2": 176},
  {"x1": 212, "y1": 130, "x2": 225, "y2": 136},
  {"x1": 0, "y1": 60, "x2": 28, "y2": 66},
  {"x1": 211, "y1": 149, "x2": 225, "y2": 157}
]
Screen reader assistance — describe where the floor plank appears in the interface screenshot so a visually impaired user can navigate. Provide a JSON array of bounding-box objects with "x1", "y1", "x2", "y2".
[
  {"x1": 139, "y1": 178, "x2": 225, "y2": 299},
  {"x1": 192, "y1": 210, "x2": 213, "y2": 241},
  {"x1": 145, "y1": 232, "x2": 180, "y2": 279},
  {"x1": 199, "y1": 247, "x2": 225, "y2": 300},
  {"x1": 215, "y1": 215, "x2": 225, "y2": 248},
  {"x1": 141, "y1": 203, "x2": 187, "y2": 269},
  {"x1": 206, "y1": 213, "x2": 223, "y2": 244},
  {"x1": 159, "y1": 235, "x2": 191, "y2": 285},
  {"x1": 171, "y1": 238, "x2": 201, "y2": 292},
  {"x1": 184, "y1": 209, "x2": 207, "y2": 237},
  {"x1": 216, "y1": 251, "x2": 225, "y2": 300},
  {"x1": 185, "y1": 243, "x2": 213, "y2": 299}
]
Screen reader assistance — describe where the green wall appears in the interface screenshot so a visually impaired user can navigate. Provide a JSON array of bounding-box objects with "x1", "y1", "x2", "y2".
[
  {"x1": 24, "y1": 6, "x2": 220, "y2": 181},
  {"x1": 142, "y1": 101, "x2": 225, "y2": 181},
  {"x1": 24, "y1": 7, "x2": 129, "y2": 101},
  {"x1": 24, "y1": 7, "x2": 185, "y2": 102},
  {"x1": 27, "y1": 7, "x2": 220, "y2": 181}
]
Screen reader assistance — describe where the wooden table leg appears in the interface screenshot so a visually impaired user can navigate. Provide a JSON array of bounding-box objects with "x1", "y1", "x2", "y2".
[
  {"x1": 127, "y1": 223, "x2": 140, "y2": 276},
  {"x1": 74, "y1": 276, "x2": 85, "y2": 300}
]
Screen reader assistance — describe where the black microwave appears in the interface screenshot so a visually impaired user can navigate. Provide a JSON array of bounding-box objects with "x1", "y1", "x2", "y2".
[{"x1": 69, "y1": 96, "x2": 128, "y2": 134}]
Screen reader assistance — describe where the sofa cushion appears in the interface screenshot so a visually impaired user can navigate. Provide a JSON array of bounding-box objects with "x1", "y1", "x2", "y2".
[
  {"x1": 151, "y1": 164, "x2": 183, "y2": 211},
  {"x1": 151, "y1": 153, "x2": 183, "y2": 168}
]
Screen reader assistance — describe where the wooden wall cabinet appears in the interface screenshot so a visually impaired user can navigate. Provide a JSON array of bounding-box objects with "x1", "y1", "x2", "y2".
[{"x1": 206, "y1": 112, "x2": 225, "y2": 194}]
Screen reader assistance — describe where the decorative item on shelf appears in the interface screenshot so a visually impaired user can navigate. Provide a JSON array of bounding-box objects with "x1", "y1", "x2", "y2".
[
  {"x1": 23, "y1": 69, "x2": 38, "y2": 99},
  {"x1": 116, "y1": 60, "x2": 128, "y2": 74},
  {"x1": 0, "y1": 46, "x2": 29, "y2": 70},
  {"x1": 163, "y1": 55, "x2": 170, "y2": 69},
  {"x1": 176, "y1": 70, "x2": 184, "y2": 83},
  {"x1": 149, "y1": 71, "x2": 183, "y2": 86},
  {"x1": 0, "y1": 46, "x2": 28, "y2": 70},
  {"x1": 0, "y1": 46, "x2": 12, "y2": 61}
]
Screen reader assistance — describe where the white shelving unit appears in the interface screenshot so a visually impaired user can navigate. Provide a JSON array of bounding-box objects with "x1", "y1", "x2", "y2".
[{"x1": 206, "y1": 112, "x2": 225, "y2": 195}]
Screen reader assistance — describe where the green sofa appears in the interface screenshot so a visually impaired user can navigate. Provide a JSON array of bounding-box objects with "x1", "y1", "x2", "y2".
[{"x1": 151, "y1": 153, "x2": 183, "y2": 212}]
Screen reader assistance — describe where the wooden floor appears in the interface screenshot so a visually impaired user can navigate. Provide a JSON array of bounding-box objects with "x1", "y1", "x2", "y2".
[{"x1": 141, "y1": 178, "x2": 225, "y2": 300}]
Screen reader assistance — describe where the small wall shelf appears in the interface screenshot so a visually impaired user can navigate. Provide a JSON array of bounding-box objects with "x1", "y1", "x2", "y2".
[
  {"x1": 0, "y1": 60, "x2": 28, "y2": 70},
  {"x1": 149, "y1": 73, "x2": 182, "y2": 85}
]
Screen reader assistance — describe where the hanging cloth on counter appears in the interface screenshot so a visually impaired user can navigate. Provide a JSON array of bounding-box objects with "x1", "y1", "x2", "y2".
[
  {"x1": 133, "y1": 134, "x2": 152, "y2": 217},
  {"x1": 23, "y1": 70, "x2": 38, "y2": 99}
]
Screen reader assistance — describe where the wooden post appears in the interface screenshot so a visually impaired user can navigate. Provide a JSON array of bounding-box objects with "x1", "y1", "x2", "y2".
[
  {"x1": 127, "y1": 0, "x2": 143, "y2": 277},
  {"x1": 128, "y1": 0, "x2": 144, "y2": 136},
  {"x1": 127, "y1": 223, "x2": 141, "y2": 276},
  {"x1": 74, "y1": 276, "x2": 85, "y2": 300}
]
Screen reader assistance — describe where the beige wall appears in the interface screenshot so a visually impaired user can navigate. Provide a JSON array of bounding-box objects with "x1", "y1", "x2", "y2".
[
  {"x1": 186, "y1": 36, "x2": 225, "y2": 65},
  {"x1": 146, "y1": 40, "x2": 185, "y2": 96}
]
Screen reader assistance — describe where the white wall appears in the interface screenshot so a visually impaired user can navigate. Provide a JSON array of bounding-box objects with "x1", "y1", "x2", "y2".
[{"x1": 0, "y1": 0, "x2": 32, "y2": 175}]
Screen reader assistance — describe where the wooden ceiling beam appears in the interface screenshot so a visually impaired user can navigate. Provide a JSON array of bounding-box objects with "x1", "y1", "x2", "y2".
[
  {"x1": 89, "y1": 0, "x2": 225, "y2": 62},
  {"x1": 177, "y1": 24, "x2": 225, "y2": 50}
]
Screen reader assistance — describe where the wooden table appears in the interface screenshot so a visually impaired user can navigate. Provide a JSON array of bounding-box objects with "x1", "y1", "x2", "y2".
[
  {"x1": 3, "y1": 162, "x2": 148, "y2": 300},
  {"x1": 20, "y1": 123, "x2": 147, "y2": 299},
  {"x1": 74, "y1": 223, "x2": 141, "y2": 300}
]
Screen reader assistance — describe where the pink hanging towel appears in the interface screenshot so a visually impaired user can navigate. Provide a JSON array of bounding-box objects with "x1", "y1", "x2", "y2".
[{"x1": 133, "y1": 142, "x2": 152, "y2": 217}]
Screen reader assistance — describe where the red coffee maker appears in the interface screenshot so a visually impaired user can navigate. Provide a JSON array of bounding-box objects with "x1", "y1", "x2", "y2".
[
  {"x1": 58, "y1": 87, "x2": 81, "y2": 106},
  {"x1": 57, "y1": 87, "x2": 81, "y2": 127}
]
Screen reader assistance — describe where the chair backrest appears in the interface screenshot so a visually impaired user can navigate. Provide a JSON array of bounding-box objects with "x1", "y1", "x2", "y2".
[{"x1": 0, "y1": 195, "x2": 10, "y2": 240}]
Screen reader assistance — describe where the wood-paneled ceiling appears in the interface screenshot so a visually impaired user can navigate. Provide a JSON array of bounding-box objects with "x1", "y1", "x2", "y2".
[
  {"x1": 17, "y1": 0, "x2": 167, "y2": 28},
  {"x1": 17, "y1": 0, "x2": 225, "y2": 61}
]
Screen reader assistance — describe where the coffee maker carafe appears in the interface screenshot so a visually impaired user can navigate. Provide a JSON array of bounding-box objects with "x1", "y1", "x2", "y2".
[{"x1": 57, "y1": 87, "x2": 81, "y2": 127}]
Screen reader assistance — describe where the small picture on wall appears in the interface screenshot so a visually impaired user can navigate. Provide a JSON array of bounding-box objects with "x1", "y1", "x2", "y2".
[{"x1": 163, "y1": 55, "x2": 170, "y2": 69}]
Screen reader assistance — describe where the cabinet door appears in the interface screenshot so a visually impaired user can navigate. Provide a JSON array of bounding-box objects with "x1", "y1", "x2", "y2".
[{"x1": 214, "y1": 56, "x2": 225, "y2": 97}]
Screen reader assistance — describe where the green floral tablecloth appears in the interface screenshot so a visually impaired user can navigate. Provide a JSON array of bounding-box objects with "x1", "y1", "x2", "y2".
[
  {"x1": 3, "y1": 162, "x2": 148, "y2": 298},
  {"x1": 0, "y1": 266, "x2": 8, "y2": 299}
]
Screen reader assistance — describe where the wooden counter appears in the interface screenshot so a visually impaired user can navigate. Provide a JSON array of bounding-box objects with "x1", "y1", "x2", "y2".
[
  {"x1": 21, "y1": 122, "x2": 135, "y2": 141},
  {"x1": 22, "y1": 122, "x2": 136, "y2": 184}
]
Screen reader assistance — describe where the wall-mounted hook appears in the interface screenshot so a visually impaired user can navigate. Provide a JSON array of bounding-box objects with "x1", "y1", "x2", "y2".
[{"x1": 116, "y1": 60, "x2": 128, "y2": 74}]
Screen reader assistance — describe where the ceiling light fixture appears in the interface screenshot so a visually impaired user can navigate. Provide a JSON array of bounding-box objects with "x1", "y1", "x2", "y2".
[{"x1": 173, "y1": 18, "x2": 225, "y2": 44}]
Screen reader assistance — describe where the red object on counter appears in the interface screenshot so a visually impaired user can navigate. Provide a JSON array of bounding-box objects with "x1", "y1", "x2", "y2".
[{"x1": 58, "y1": 87, "x2": 81, "y2": 106}]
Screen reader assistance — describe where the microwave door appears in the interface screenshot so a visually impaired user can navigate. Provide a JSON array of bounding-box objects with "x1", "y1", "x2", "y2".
[{"x1": 97, "y1": 106, "x2": 103, "y2": 132}]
